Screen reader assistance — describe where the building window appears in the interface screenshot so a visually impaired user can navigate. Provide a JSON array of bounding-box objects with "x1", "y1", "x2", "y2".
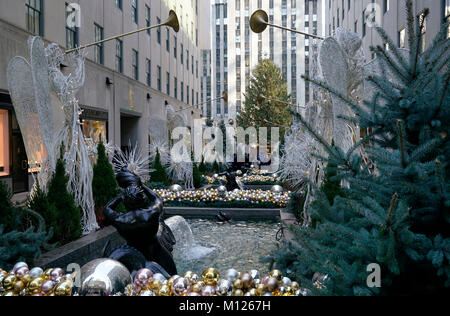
[
  {"x1": 131, "y1": 0, "x2": 138, "y2": 24},
  {"x1": 116, "y1": 39, "x2": 123, "y2": 73},
  {"x1": 115, "y1": 0, "x2": 123, "y2": 10},
  {"x1": 132, "y1": 50, "x2": 139, "y2": 80},
  {"x1": 445, "y1": 0, "x2": 450, "y2": 38},
  {"x1": 180, "y1": 44, "x2": 184, "y2": 64},
  {"x1": 82, "y1": 120, "x2": 107, "y2": 144},
  {"x1": 181, "y1": 82, "x2": 184, "y2": 102},
  {"x1": 166, "y1": 72, "x2": 171, "y2": 95},
  {"x1": 384, "y1": 0, "x2": 390, "y2": 13},
  {"x1": 146, "y1": 59, "x2": 151, "y2": 87},
  {"x1": 0, "y1": 109, "x2": 10, "y2": 176},
  {"x1": 174, "y1": 37, "x2": 177, "y2": 58},
  {"x1": 94, "y1": 24, "x2": 104, "y2": 65},
  {"x1": 174, "y1": 77, "x2": 178, "y2": 99},
  {"x1": 66, "y1": 3, "x2": 79, "y2": 49},
  {"x1": 187, "y1": 86, "x2": 190, "y2": 105},
  {"x1": 187, "y1": 50, "x2": 189, "y2": 70},
  {"x1": 157, "y1": 66, "x2": 162, "y2": 91},
  {"x1": 157, "y1": 17, "x2": 161, "y2": 44},
  {"x1": 398, "y1": 28, "x2": 406, "y2": 48},
  {"x1": 166, "y1": 29, "x2": 170, "y2": 52},
  {"x1": 192, "y1": 56, "x2": 194, "y2": 74},
  {"x1": 26, "y1": 0, "x2": 43, "y2": 36},
  {"x1": 146, "y1": 5, "x2": 151, "y2": 35}
]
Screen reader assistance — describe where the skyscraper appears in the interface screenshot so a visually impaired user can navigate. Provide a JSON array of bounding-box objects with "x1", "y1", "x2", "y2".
[{"x1": 210, "y1": 0, "x2": 326, "y2": 121}]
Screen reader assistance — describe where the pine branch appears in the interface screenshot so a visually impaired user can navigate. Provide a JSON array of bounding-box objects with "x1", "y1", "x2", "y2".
[
  {"x1": 397, "y1": 120, "x2": 407, "y2": 167},
  {"x1": 406, "y1": 0, "x2": 416, "y2": 63},
  {"x1": 385, "y1": 193, "x2": 398, "y2": 227},
  {"x1": 413, "y1": 9, "x2": 429, "y2": 76},
  {"x1": 435, "y1": 160, "x2": 446, "y2": 197},
  {"x1": 370, "y1": 45, "x2": 409, "y2": 83},
  {"x1": 374, "y1": 26, "x2": 410, "y2": 75},
  {"x1": 433, "y1": 72, "x2": 450, "y2": 118}
]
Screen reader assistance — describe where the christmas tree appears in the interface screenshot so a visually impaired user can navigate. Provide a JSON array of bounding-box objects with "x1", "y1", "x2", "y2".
[
  {"x1": 46, "y1": 146, "x2": 82, "y2": 245},
  {"x1": 150, "y1": 149, "x2": 170, "y2": 186},
  {"x1": 273, "y1": 2, "x2": 450, "y2": 295},
  {"x1": 237, "y1": 59, "x2": 293, "y2": 142},
  {"x1": 92, "y1": 141, "x2": 119, "y2": 226},
  {"x1": 1, "y1": 181, "x2": 52, "y2": 270}
]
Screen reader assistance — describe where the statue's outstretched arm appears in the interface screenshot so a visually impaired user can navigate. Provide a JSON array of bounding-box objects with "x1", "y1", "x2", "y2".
[
  {"x1": 104, "y1": 195, "x2": 124, "y2": 223},
  {"x1": 142, "y1": 186, "x2": 164, "y2": 214}
]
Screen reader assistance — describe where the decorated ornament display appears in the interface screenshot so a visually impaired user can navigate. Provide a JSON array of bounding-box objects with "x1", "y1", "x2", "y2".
[
  {"x1": 204, "y1": 170, "x2": 281, "y2": 185},
  {"x1": 155, "y1": 188, "x2": 290, "y2": 208},
  {"x1": 0, "y1": 263, "x2": 73, "y2": 296},
  {"x1": 2, "y1": 262, "x2": 307, "y2": 296}
]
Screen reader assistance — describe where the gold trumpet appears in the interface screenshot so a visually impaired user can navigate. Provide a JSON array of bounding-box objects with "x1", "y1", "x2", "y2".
[
  {"x1": 250, "y1": 9, "x2": 324, "y2": 40},
  {"x1": 66, "y1": 10, "x2": 179, "y2": 54}
]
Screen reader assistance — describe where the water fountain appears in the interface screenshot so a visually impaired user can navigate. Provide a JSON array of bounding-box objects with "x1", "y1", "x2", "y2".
[{"x1": 164, "y1": 216, "x2": 216, "y2": 261}]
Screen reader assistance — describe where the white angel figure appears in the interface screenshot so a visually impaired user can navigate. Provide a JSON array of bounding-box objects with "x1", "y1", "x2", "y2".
[{"x1": 7, "y1": 37, "x2": 99, "y2": 234}]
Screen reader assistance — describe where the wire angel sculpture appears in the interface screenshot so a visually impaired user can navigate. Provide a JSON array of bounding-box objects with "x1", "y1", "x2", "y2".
[
  {"x1": 7, "y1": 37, "x2": 99, "y2": 234},
  {"x1": 280, "y1": 29, "x2": 366, "y2": 225}
]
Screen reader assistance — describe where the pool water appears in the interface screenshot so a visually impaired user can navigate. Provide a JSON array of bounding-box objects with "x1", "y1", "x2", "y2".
[{"x1": 171, "y1": 218, "x2": 282, "y2": 277}]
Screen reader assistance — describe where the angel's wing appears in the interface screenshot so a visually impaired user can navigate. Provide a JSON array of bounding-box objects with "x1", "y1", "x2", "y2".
[
  {"x1": 319, "y1": 36, "x2": 352, "y2": 152},
  {"x1": 29, "y1": 37, "x2": 57, "y2": 156},
  {"x1": 148, "y1": 114, "x2": 169, "y2": 143},
  {"x1": 7, "y1": 57, "x2": 46, "y2": 169}
]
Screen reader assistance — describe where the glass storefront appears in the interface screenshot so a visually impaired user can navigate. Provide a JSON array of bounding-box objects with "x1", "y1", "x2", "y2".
[
  {"x1": 0, "y1": 109, "x2": 10, "y2": 177},
  {"x1": 82, "y1": 119, "x2": 107, "y2": 143}
]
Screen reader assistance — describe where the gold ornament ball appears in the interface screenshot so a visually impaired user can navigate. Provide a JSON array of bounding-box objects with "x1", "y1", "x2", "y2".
[
  {"x1": 285, "y1": 286, "x2": 295, "y2": 296},
  {"x1": 2, "y1": 274, "x2": 17, "y2": 291},
  {"x1": 269, "y1": 270, "x2": 283, "y2": 282},
  {"x1": 151, "y1": 279, "x2": 163, "y2": 291},
  {"x1": 157, "y1": 284, "x2": 172, "y2": 296},
  {"x1": 291, "y1": 281, "x2": 300, "y2": 291},
  {"x1": 202, "y1": 268, "x2": 220, "y2": 286},
  {"x1": 183, "y1": 271, "x2": 194, "y2": 281},
  {"x1": 256, "y1": 284, "x2": 267, "y2": 296},
  {"x1": 27, "y1": 277, "x2": 44, "y2": 293},
  {"x1": 233, "y1": 279, "x2": 244, "y2": 290},
  {"x1": 13, "y1": 280, "x2": 25, "y2": 293},
  {"x1": 21, "y1": 274, "x2": 32, "y2": 286},
  {"x1": 54, "y1": 281, "x2": 72, "y2": 296},
  {"x1": 2, "y1": 291, "x2": 17, "y2": 297},
  {"x1": 191, "y1": 282, "x2": 204, "y2": 293},
  {"x1": 248, "y1": 288, "x2": 258, "y2": 296},
  {"x1": 43, "y1": 268, "x2": 53, "y2": 280},
  {"x1": 232, "y1": 289, "x2": 244, "y2": 296}
]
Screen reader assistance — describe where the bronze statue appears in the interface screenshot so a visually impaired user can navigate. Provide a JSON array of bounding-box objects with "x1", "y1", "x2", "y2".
[{"x1": 103, "y1": 168, "x2": 177, "y2": 277}]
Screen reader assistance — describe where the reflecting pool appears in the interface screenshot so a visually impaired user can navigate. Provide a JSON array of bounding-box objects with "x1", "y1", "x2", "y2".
[{"x1": 168, "y1": 217, "x2": 282, "y2": 277}]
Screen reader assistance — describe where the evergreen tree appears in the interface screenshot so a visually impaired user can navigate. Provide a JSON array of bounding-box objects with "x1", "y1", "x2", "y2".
[
  {"x1": 93, "y1": 141, "x2": 119, "y2": 226},
  {"x1": 273, "y1": 3, "x2": 450, "y2": 295},
  {"x1": 193, "y1": 162, "x2": 203, "y2": 189},
  {"x1": 150, "y1": 149, "x2": 170, "y2": 186},
  {"x1": 237, "y1": 59, "x2": 293, "y2": 142},
  {"x1": 213, "y1": 160, "x2": 220, "y2": 174},
  {"x1": 1, "y1": 182, "x2": 52, "y2": 270},
  {"x1": 199, "y1": 156, "x2": 207, "y2": 174},
  {"x1": 46, "y1": 147, "x2": 82, "y2": 245},
  {"x1": 0, "y1": 180, "x2": 17, "y2": 232},
  {"x1": 320, "y1": 160, "x2": 346, "y2": 206}
]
